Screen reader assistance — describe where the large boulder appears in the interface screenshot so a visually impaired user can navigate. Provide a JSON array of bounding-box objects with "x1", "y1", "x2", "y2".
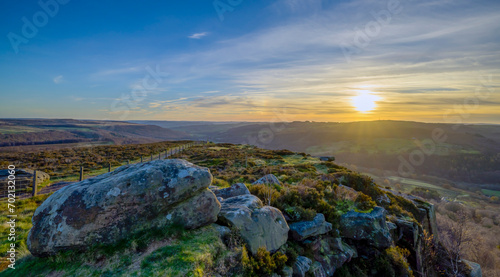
[
  {"x1": 218, "y1": 194, "x2": 289, "y2": 255},
  {"x1": 28, "y1": 159, "x2": 220, "y2": 257},
  {"x1": 211, "y1": 183, "x2": 250, "y2": 200},
  {"x1": 253, "y1": 174, "x2": 281, "y2": 186},
  {"x1": 289, "y1": 213, "x2": 332, "y2": 241},
  {"x1": 339, "y1": 207, "x2": 392, "y2": 249}
]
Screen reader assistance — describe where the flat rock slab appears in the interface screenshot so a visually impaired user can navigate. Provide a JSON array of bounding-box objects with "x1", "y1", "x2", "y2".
[
  {"x1": 289, "y1": 213, "x2": 332, "y2": 241},
  {"x1": 211, "y1": 183, "x2": 250, "y2": 200},
  {"x1": 252, "y1": 174, "x2": 281, "y2": 186}
]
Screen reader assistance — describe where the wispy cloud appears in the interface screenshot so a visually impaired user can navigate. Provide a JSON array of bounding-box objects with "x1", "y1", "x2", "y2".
[
  {"x1": 188, "y1": 32, "x2": 209, "y2": 39},
  {"x1": 92, "y1": 66, "x2": 142, "y2": 77},
  {"x1": 190, "y1": 95, "x2": 256, "y2": 108},
  {"x1": 75, "y1": 0, "x2": 500, "y2": 121},
  {"x1": 53, "y1": 75, "x2": 64, "y2": 84}
]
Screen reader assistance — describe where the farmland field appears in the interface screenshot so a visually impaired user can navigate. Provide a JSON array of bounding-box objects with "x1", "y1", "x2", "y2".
[{"x1": 388, "y1": 176, "x2": 462, "y2": 198}]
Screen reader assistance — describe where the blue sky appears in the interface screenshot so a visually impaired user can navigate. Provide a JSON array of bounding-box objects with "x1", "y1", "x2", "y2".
[{"x1": 0, "y1": 0, "x2": 499, "y2": 122}]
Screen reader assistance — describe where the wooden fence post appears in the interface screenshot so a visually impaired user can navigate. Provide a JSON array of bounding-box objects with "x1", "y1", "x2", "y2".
[
  {"x1": 79, "y1": 166, "x2": 84, "y2": 181},
  {"x1": 127, "y1": 160, "x2": 130, "y2": 165},
  {"x1": 108, "y1": 163, "x2": 111, "y2": 172},
  {"x1": 141, "y1": 156, "x2": 143, "y2": 163},
  {"x1": 32, "y1": 170, "x2": 38, "y2": 197},
  {"x1": 158, "y1": 153, "x2": 161, "y2": 160}
]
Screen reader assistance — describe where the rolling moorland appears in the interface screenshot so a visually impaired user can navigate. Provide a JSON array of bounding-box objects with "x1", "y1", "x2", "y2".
[
  {"x1": 1, "y1": 119, "x2": 500, "y2": 275},
  {"x1": 0, "y1": 142, "x2": 494, "y2": 276},
  {"x1": 0, "y1": 119, "x2": 189, "y2": 151},
  {"x1": 135, "y1": 120, "x2": 500, "y2": 190}
]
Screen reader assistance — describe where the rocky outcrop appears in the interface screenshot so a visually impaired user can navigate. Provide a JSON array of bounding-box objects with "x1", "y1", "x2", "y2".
[
  {"x1": 339, "y1": 207, "x2": 392, "y2": 249},
  {"x1": 218, "y1": 194, "x2": 289, "y2": 255},
  {"x1": 289, "y1": 213, "x2": 332, "y2": 241},
  {"x1": 253, "y1": 174, "x2": 281, "y2": 186},
  {"x1": 28, "y1": 159, "x2": 220, "y2": 257},
  {"x1": 211, "y1": 183, "x2": 250, "y2": 199},
  {"x1": 413, "y1": 199, "x2": 439, "y2": 241},
  {"x1": 293, "y1": 256, "x2": 312, "y2": 277},
  {"x1": 387, "y1": 221, "x2": 398, "y2": 241},
  {"x1": 309, "y1": 261, "x2": 327, "y2": 277},
  {"x1": 310, "y1": 237, "x2": 356, "y2": 276},
  {"x1": 394, "y1": 218, "x2": 419, "y2": 247}
]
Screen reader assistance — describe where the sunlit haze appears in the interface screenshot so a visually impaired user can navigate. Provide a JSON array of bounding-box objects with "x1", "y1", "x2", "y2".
[{"x1": 0, "y1": 0, "x2": 499, "y2": 123}]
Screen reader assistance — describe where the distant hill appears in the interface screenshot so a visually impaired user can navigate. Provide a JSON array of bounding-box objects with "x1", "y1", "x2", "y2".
[
  {"x1": 4, "y1": 118, "x2": 500, "y2": 187},
  {"x1": 0, "y1": 119, "x2": 189, "y2": 150},
  {"x1": 136, "y1": 120, "x2": 500, "y2": 187}
]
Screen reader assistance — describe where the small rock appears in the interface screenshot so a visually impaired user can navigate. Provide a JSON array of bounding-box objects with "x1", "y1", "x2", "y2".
[
  {"x1": 253, "y1": 174, "x2": 281, "y2": 186},
  {"x1": 212, "y1": 183, "x2": 250, "y2": 199},
  {"x1": 376, "y1": 194, "x2": 391, "y2": 205},
  {"x1": 293, "y1": 256, "x2": 312, "y2": 277},
  {"x1": 282, "y1": 266, "x2": 293, "y2": 277},
  {"x1": 289, "y1": 213, "x2": 332, "y2": 241},
  {"x1": 463, "y1": 260, "x2": 482, "y2": 277},
  {"x1": 212, "y1": 224, "x2": 231, "y2": 239},
  {"x1": 319, "y1": 157, "x2": 335, "y2": 162}
]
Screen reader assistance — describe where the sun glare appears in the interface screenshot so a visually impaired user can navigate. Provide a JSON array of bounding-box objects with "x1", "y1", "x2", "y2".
[{"x1": 351, "y1": 90, "x2": 380, "y2": 113}]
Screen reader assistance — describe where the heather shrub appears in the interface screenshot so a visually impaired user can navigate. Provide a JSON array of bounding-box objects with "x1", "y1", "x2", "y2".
[
  {"x1": 241, "y1": 247, "x2": 287, "y2": 277},
  {"x1": 355, "y1": 193, "x2": 376, "y2": 211}
]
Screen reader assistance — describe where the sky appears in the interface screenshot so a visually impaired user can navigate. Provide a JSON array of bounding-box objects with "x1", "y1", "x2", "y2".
[{"x1": 0, "y1": 0, "x2": 499, "y2": 123}]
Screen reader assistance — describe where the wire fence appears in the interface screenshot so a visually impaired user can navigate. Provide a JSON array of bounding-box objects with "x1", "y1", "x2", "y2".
[{"x1": 0, "y1": 141, "x2": 205, "y2": 200}]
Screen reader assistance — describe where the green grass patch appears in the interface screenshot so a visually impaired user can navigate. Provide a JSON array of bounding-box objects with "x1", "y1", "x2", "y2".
[
  {"x1": 0, "y1": 195, "x2": 51, "y2": 271},
  {"x1": 481, "y1": 189, "x2": 500, "y2": 197},
  {"x1": 1, "y1": 224, "x2": 229, "y2": 277},
  {"x1": 140, "y1": 226, "x2": 226, "y2": 277},
  {"x1": 282, "y1": 155, "x2": 319, "y2": 165},
  {"x1": 208, "y1": 146, "x2": 229, "y2": 151}
]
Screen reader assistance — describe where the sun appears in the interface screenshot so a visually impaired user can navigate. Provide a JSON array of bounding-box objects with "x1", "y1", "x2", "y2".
[{"x1": 351, "y1": 90, "x2": 380, "y2": 113}]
